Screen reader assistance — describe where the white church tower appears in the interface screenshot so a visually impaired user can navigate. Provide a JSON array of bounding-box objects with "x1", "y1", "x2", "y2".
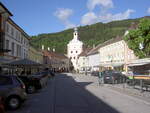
[{"x1": 67, "y1": 27, "x2": 83, "y2": 71}]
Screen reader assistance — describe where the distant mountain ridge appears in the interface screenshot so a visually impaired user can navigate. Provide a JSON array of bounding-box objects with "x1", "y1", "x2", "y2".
[{"x1": 30, "y1": 16, "x2": 149, "y2": 54}]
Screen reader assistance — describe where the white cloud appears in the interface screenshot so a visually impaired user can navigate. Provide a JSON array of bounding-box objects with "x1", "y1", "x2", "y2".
[
  {"x1": 147, "y1": 7, "x2": 150, "y2": 14},
  {"x1": 81, "y1": 12, "x2": 98, "y2": 25},
  {"x1": 54, "y1": 8, "x2": 73, "y2": 21},
  {"x1": 54, "y1": 1, "x2": 135, "y2": 29},
  {"x1": 81, "y1": 0, "x2": 135, "y2": 25},
  {"x1": 99, "y1": 9, "x2": 135, "y2": 23},
  {"x1": 54, "y1": 8, "x2": 75, "y2": 28},
  {"x1": 87, "y1": 0, "x2": 113, "y2": 10}
]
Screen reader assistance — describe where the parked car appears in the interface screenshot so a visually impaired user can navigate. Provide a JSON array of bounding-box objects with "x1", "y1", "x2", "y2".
[
  {"x1": 18, "y1": 75, "x2": 42, "y2": 94},
  {"x1": 91, "y1": 71, "x2": 99, "y2": 76},
  {"x1": 0, "y1": 75, "x2": 27, "y2": 110},
  {"x1": 18, "y1": 71, "x2": 49, "y2": 94},
  {"x1": 0, "y1": 96, "x2": 5, "y2": 113},
  {"x1": 99, "y1": 70, "x2": 127, "y2": 84},
  {"x1": 32, "y1": 71, "x2": 49, "y2": 87},
  {"x1": 48, "y1": 70, "x2": 55, "y2": 77}
]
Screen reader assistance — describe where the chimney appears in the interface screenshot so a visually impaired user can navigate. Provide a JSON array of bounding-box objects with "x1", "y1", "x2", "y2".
[
  {"x1": 53, "y1": 48, "x2": 55, "y2": 52},
  {"x1": 124, "y1": 30, "x2": 129, "y2": 36},
  {"x1": 48, "y1": 47, "x2": 50, "y2": 51},
  {"x1": 42, "y1": 45, "x2": 44, "y2": 50}
]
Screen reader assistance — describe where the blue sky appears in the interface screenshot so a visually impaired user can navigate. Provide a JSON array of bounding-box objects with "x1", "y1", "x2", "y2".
[{"x1": 0, "y1": 0, "x2": 150, "y2": 36}]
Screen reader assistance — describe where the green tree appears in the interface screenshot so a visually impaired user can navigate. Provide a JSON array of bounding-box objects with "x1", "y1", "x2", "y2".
[
  {"x1": 30, "y1": 17, "x2": 143, "y2": 53},
  {"x1": 124, "y1": 18, "x2": 150, "y2": 58}
]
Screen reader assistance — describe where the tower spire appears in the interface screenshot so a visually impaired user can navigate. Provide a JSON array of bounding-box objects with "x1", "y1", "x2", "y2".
[{"x1": 73, "y1": 27, "x2": 78, "y2": 40}]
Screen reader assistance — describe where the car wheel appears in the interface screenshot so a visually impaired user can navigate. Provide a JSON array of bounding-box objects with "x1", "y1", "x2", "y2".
[
  {"x1": 27, "y1": 86, "x2": 35, "y2": 94},
  {"x1": 7, "y1": 96, "x2": 21, "y2": 110}
]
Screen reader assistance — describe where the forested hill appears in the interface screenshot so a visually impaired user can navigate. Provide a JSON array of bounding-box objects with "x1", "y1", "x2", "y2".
[{"x1": 30, "y1": 17, "x2": 146, "y2": 54}]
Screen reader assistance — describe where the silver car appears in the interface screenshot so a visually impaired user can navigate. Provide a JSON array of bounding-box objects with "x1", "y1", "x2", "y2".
[{"x1": 0, "y1": 75, "x2": 27, "y2": 110}]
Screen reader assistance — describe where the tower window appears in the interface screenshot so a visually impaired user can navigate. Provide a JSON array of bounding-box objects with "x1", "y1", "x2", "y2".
[{"x1": 74, "y1": 57, "x2": 75, "y2": 59}]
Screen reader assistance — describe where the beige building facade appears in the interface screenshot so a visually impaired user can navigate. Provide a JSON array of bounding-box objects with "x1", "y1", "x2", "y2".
[
  {"x1": 98, "y1": 36, "x2": 137, "y2": 71},
  {"x1": 28, "y1": 46, "x2": 43, "y2": 64}
]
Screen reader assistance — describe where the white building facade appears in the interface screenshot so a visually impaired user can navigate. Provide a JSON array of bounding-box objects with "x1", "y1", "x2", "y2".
[
  {"x1": 77, "y1": 56, "x2": 86, "y2": 73},
  {"x1": 86, "y1": 45, "x2": 101, "y2": 72},
  {"x1": 4, "y1": 19, "x2": 29, "y2": 60},
  {"x1": 77, "y1": 48, "x2": 91, "y2": 73},
  {"x1": 87, "y1": 54, "x2": 100, "y2": 71},
  {"x1": 0, "y1": 3, "x2": 29, "y2": 61},
  {"x1": 67, "y1": 28, "x2": 83, "y2": 70}
]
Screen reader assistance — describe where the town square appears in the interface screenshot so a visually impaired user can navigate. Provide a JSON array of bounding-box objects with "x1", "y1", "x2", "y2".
[{"x1": 0, "y1": 0, "x2": 150, "y2": 113}]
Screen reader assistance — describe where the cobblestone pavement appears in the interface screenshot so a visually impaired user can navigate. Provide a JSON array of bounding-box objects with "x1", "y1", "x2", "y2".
[
  {"x1": 70, "y1": 73, "x2": 150, "y2": 113},
  {"x1": 74, "y1": 73, "x2": 150, "y2": 99},
  {"x1": 7, "y1": 73, "x2": 150, "y2": 113}
]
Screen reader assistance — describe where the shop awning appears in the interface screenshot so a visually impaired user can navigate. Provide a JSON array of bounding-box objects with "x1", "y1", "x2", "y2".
[
  {"x1": 128, "y1": 62, "x2": 149, "y2": 67},
  {"x1": 128, "y1": 58, "x2": 150, "y2": 67},
  {"x1": 6, "y1": 58, "x2": 41, "y2": 66},
  {"x1": 0, "y1": 57, "x2": 13, "y2": 65},
  {"x1": 99, "y1": 63, "x2": 124, "y2": 67}
]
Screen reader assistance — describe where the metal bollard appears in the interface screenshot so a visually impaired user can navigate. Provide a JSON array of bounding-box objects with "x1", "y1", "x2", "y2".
[
  {"x1": 140, "y1": 79, "x2": 143, "y2": 93},
  {"x1": 132, "y1": 76, "x2": 135, "y2": 88},
  {"x1": 122, "y1": 77, "x2": 125, "y2": 89}
]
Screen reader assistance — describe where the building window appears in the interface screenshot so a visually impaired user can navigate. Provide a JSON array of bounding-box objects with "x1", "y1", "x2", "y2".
[
  {"x1": 76, "y1": 51, "x2": 78, "y2": 53},
  {"x1": 24, "y1": 39, "x2": 25, "y2": 45},
  {"x1": 70, "y1": 57, "x2": 72, "y2": 59},
  {"x1": 21, "y1": 36, "x2": 23, "y2": 44},
  {"x1": 17, "y1": 45, "x2": 21, "y2": 57},
  {"x1": 11, "y1": 42, "x2": 14, "y2": 55},
  {"x1": 74, "y1": 57, "x2": 75, "y2": 59},
  {"x1": 26, "y1": 40, "x2": 28, "y2": 47},
  {"x1": 15, "y1": 31, "x2": 18, "y2": 40},
  {"x1": 16, "y1": 44, "x2": 19, "y2": 56},
  {"x1": 11, "y1": 27, "x2": 14, "y2": 36},
  {"x1": 71, "y1": 51, "x2": 73, "y2": 53},
  {"x1": 19, "y1": 46, "x2": 21, "y2": 57},
  {"x1": 24, "y1": 49, "x2": 26, "y2": 58},
  {"x1": 6, "y1": 40, "x2": 9, "y2": 50},
  {"x1": 6, "y1": 24, "x2": 9, "y2": 33},
  {"x1": 22, "y1": 37, "x2": 24, "y2": 44}
]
